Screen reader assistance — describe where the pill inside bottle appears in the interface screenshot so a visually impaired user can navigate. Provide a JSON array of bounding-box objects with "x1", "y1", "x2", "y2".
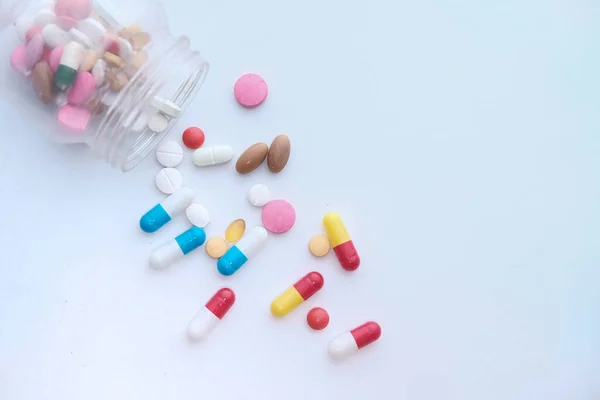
[{"x1": 5, "y1": 0, "x2": 209, "y2": 171}]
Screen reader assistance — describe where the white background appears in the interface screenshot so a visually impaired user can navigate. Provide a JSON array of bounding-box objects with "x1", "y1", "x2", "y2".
[{"x1": 1, "y1": 0, "x2": 599, "y2": 399}]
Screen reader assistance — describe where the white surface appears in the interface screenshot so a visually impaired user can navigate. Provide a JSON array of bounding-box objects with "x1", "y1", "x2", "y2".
[
  {"x1": 247, "y1": 183, "x2": 270, "y2": 207},
  {"x1": 186, "y1": 306, "x2": 221, "y2": 342},
  {"x1": 156, "y1": 140, "x2": 183, "y2": 168},
  {"x1": 155, "y1": 168, "x2": 183, "y2": 194},
  {"x1": 185, "y1": 203, "x2": 210, "y2": 228},
  {"x1": 0, "y1": 0, "x2": 599, "y2": 399},
  {"x1": 192, "y1": 145, "x2": 234, "y2": 166}
]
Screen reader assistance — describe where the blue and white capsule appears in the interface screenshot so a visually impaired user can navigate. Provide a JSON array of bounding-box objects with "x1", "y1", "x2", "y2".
[
  {"x1": 150, "y1": 227, "x2": 206, "y2": 269},
  {"x1": 217, "y1": 226, "x2": 268, "y2": 276},
  {"x1": 140, "y1": 187, "x2": 195, "y2": 233}
]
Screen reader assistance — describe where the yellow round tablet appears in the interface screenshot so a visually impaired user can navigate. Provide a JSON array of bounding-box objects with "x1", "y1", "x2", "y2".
[
  {"x1": 225, "y1": 219, "x2": 246, "y2": 243},
  {"x1": 206, "y1": 237, "x2": 228, "y2": 259},
  {"x1": 309, "y1": 235, "x2": 331, "y2": 257}
]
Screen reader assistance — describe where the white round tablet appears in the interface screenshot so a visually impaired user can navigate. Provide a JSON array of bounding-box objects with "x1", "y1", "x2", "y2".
[
  {"x1": 42, "y1": 24, "x2": 69, "y2": 48},
  {"x1": 148, "y1": 113, "x2": 169, "y2": 133},
  {"x1": 186, "y1": 203, "x2": 211, "y2": 228},
  {"x1": 155, "y1": 168, "x2": 183, "y2": 194},
  {"x1": 34, "y1": 9, "x2": 56, "y2": 27},
  {"x1": 156, "y1": 140, "x2": 183, "y2": 167},
  {"x1": 248, "y1": 184, "x2": 271, "y2": 207},
  {"x1": 117, "y1": 37, "x2": 134, "y2": 60}
]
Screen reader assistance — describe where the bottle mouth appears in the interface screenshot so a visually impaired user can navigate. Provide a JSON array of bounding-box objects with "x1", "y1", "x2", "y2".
[{"x1": 90, "y1": 35, "x2": 209, "y2": 172}]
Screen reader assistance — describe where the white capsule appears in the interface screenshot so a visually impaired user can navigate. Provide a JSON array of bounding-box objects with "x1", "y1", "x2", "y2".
[
  {"x1": 328, "y1": 332, "x2": 359, "y2": 359},
  {"x1": 77, "y1": 18, "x2": 106, "y2": 45},
  {"x1": 34, "y1": 9, "x2": 56, "y2": 27},
  {"x1": 42, "y1": 24, "x2": 69, "y2": 48},
  {"x1": 193, "y1": 146, "x2": 234, "y2": 167},
  {"x1": 59, "y1": 41, "x2": 84, "y2": 70},
  {"x1": 187, "y1": 307, "x2": 221, "y2": 342},
  {"x1": 236, "y1": 227, "x2": 268, "y2": 259},
  {"x1": 149, "y1": 227, "x2": 206, "y2": 270},
  {"x1": 139, "y1": 187, "x2": 195, "y2": 233}
]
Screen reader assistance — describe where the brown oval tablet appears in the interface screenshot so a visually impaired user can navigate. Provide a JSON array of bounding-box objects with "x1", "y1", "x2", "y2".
[
  {"x1": 32, "y1": 61, "x2": 54, "y2": 105},
  {"x1": 119, "y1": 24, "x2": 141, "y2": 39},
  {"x1": 131, "y1": 32, "x2": 151, "y2": 49},
  {"x1": 104, "y1": 52, "x2": 125, "y2": 68},
  {"x1": 225, "y1": 219, "x2": 246, "y2": 243},
  {"x1": 267, "y1": 134, "x2": 291, "y2": 173},
  {"x1": 236, "y1": 142, "x2": 269, "y2": 174},
  {"x1": 79, "y1": 50, "x2": 98, "y2": 72}
]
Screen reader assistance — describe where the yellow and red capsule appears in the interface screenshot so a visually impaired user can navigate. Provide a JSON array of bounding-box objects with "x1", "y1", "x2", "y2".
[
  {"x1": 323, "y1": 212, "x2": 360, "y2": 271},
  {"x1": 271, "y1": 272, "x2": 324, "y2": 317}
]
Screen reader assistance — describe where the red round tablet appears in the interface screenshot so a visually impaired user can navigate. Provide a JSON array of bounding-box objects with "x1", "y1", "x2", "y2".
[
  {"x1": 307, "y1": 307, "x2": 330, "y2": 330},
  {"x1": 182, "y1": 127, "x2": 205, "y2": 149}
]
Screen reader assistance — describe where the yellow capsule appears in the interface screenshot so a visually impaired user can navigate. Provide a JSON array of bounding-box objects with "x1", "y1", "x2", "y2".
[
  {"x1": 225, "y1": 219, "x2": 246, "y2": 243},
  {"x1": 270, "y1": 287, "x2": 304, "y2": 317},
  {"x1": 323, "y1": 212, "x2": 351, "y2": 247}
]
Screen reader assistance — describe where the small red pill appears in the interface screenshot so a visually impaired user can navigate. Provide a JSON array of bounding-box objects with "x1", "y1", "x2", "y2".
[
  {"x1": 182, "y1": 127, "x2": 205, "y2": 149},
  {"x1": 307, "y1": 307, "x2": 329, "y2": 330}
]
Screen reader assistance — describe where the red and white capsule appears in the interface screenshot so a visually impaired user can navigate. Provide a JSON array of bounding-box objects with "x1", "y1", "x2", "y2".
[
  {"x1": 328, "y1": 321, "x2": 381, "y2": 359},
  {"x1": 187, "y1": 288, "x2": 235, "y2": 342}
]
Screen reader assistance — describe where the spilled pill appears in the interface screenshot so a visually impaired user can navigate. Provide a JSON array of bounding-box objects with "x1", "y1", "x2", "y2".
[
  {"x1": 225, "y1": 219, "x2": 246, "y2": 243},
  {"x1": 140, "y1": 187, "x2": 195, "y2": 233},
  {"x1": 149, "y1": 227, "x2": 206, "y2": 270},
  {"x1": 187, "y1": 288, "x2": 235, "y2": 342},
  {"x1": 156, "y1": 140, "x2": 183, "y2": 167},
  {"x1": 155, "y1": 167, "x2": 183, "y2": 194},
  {"x1": 193, "y1": 146, "x2": 234, "y2": 167}
]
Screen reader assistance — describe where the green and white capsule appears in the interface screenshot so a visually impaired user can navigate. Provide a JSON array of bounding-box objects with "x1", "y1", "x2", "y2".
[{"x1": 54, "y1": 41, "x2": 84, "y2": 91}]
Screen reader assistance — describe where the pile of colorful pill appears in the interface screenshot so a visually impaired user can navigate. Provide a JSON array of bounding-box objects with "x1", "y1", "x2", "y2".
[
  {"x1": 139, "y1": 74, "x2": 381, "y2": 360},
  {"x1": 10, "y1": 0, "x2": 180, "y2": 134}
]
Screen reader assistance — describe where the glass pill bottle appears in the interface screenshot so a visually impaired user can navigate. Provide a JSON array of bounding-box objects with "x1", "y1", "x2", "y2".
[{"x1": 0, "y1": 0, "x2": 208, "y2": 171}]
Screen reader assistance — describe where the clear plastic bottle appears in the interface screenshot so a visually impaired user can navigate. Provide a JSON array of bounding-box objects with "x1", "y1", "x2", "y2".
[{"x1": 0, "y1": 0, "x2": 208, "y2": 171}]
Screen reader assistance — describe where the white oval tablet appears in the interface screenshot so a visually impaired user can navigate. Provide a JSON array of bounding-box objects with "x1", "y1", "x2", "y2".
[
  {"x1": 148, "y1": 113, "x2": 169, "y2": 133},
  {"x1": 77, "y1": 18, "x2": 106, "y2": 45},
  {"x1": 248, "y1": 184, "x2": 271, "y2": 207},
  {"x1": 69, "y1": 28, "x2": 93, "y2": 48},
  {"x1": 155, "y1": 168, "x2": 183, "y2": 194},
  {"x1": 34, "y1": 9, "x2": 56, "y2": 27},
  {"x1": 91, "y1": 59, "x2": 106, "y2": 86},
  {"x1": 186, "y1": 203, "x2": 210, "y2": 228},
  {"x1": 156, "y1": 140, "x2": 183, "y2": 167},
  {"x1": 42, "y1": 24, "x2": 69, "y2": 48},
  {"x1": 151, "y1": 96, "x2": 182, "y2": 119},
  {"x1": 192, "y1": 146, "x2": 234, "y2": 167}
]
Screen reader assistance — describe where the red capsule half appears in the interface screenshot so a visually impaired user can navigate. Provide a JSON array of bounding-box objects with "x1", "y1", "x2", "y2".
[{"x1": 205, "y1": 288, "x2": 236, "y2": 319}]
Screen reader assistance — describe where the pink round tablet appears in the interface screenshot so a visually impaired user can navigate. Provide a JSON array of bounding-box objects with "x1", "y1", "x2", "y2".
[
  {"x1": 261, "y1": 200, "x2": 296, "y2": 234},
  {"x1": 57, "y1": 104, "x2": 91, "y2": 133},
  {"x1": 57, "y1": 15, "x2": 78, "y2": 30},
  {"x1": 49, "y1": 46, "x2": 64, "y2": 72},
  {"x1": 67, "y1": 0, "x2": 92, "y2": 19},
  {"x1": 234, "y1": 73, "x2": 268, "y2": 108},
  {"x1": 68, "y1": 71, "x2": 95, "y2": 105},
  {"x1": 10, "y1": 45, "x2": 28, "y2": 76}
]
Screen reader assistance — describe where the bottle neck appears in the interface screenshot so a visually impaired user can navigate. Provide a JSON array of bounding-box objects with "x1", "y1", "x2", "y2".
[{"x1": 88, "y1": 34, "x2": 208, "y2": 171}]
